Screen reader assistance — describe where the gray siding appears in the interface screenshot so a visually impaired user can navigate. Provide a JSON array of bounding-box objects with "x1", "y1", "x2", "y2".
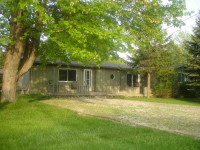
[
  {"x1": 17, "y1": 70, "x2": 30, "y2": 93},
  {"x1": 96, "y1": 69, "x2": 120, "y2": 93},
  {"x1": 30, "y1": 66, "x2": 96, "y2": 94},
  {"x1": 29, "y1": 65, "x2": 149, "y2": 96},
  {"x1": 30, "y1": 66, "x2": 49, "y2": 94},
  {"x1": 120, "y1": 72, "x2": 127, "y2": 91}
]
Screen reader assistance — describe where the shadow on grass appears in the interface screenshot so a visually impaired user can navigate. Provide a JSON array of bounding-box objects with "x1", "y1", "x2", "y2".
[
  {"x1": 0, "y1": 101, "x2": 10, "y2": 109},
  {"x1": 17, "y1": 94, "x2": 51, "y2": 102},
  {"x1": 174, "y1": 97, "x2": 200, "y2": 104}
]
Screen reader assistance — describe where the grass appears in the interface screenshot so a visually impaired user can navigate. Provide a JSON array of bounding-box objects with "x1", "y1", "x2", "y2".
[
  {"x1": 0, "y1": 95, "x2": 199, "y2": 150},
  {"x1": 111, "y1": 96, "x2": 200, "y2": 106},
  {"x1": 42, "y1": 98, "x2": 200, "y2": 138}
]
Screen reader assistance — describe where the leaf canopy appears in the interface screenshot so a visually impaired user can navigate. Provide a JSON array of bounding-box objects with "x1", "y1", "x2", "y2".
[{"x1": 0, "y1": 0, "x2": 189, "y2": 65}]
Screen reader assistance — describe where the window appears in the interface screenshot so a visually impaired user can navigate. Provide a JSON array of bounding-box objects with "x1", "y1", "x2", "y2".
[
  {"x1": 59, "y1": 69, "x2": 76, "y2": 82},
  {"x1": 127, "y1": 74, "x2": 138, "y2": 87},
  {"x1": 127, "y1": 74, "x2": 132, "y2": 87},
  {"x1": 110, "y1": 74, "x2": 115, "y2": 80},
  {"x1": 178, "y1": 72, "x2": 184, "y2": 83},
  {"x1": 133, "y1": 75, "x2": 138, "y2": 86},
  {"x1": 68, "y1": 70, "x2": 76, "y2": 81}
]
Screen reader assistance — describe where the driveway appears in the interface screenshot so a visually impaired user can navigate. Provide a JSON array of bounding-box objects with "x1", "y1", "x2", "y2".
[{"x1": 42, "y1": 98, "x2": 200, "y2": 138}]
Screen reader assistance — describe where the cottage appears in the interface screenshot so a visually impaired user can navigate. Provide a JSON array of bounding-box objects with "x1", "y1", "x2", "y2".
[{"x1": 8, "y1": 59, "x2": 150, "y2": 96}]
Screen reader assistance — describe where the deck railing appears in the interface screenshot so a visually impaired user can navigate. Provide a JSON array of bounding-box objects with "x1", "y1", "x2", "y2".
[{"x1": 47, "y1": 83, "x2": 89, "y2": 95}]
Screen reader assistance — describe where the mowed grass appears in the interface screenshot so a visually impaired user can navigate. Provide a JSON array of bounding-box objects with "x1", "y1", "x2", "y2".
[
  {"x1": 112, "y1": 96, "x2": 200, "y2": 106},
  {"x1": 0, "y1": 95, "x2": 199, "y2": 150}
]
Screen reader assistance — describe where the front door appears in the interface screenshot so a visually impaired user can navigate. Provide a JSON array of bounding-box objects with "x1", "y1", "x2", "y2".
[{"x1": 84, "y1": 69, "x2": 92, "y2": 91}]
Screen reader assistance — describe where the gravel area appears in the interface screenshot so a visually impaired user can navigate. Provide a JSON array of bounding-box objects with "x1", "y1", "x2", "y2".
[{"x1": 42, "y1": 98, "x2": 200, "y2": 138}]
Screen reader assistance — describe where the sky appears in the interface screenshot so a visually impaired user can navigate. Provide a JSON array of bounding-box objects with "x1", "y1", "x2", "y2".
[
  {"x1": 167, "y1": 0, "x2": 200, "y2": 36},
  {"x1": 118, "y1": 0, "x2": 200, "y2": 60}
]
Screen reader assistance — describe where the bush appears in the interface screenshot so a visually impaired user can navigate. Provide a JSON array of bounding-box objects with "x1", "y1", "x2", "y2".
[
  {"x1": 152, "y1": 81, "x2": 173, "y2": 98},
  {"x1": 176, "y1": 82, "x2": 198, "y2": 98}
]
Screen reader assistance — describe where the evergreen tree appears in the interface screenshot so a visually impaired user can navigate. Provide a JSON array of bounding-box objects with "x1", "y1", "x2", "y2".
[
  {"x1": 129, "y1": 39, "x2": 185, "y2": 98},
  {"x1": 185, "y1": 11, "x2": 200, "y2": 94}
]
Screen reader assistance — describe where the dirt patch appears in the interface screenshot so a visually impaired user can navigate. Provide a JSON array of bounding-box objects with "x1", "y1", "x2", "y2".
[{"x1": 41, "y1": 98, "x2": 200, "y2": 138}]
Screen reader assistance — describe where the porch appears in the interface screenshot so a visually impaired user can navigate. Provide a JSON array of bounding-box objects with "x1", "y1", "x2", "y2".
[{"x1": 46, "y1": 83, "x2": 147, "y2": 97}]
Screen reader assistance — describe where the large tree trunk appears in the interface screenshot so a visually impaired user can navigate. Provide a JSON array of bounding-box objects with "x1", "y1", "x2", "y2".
[
  {"x1": 1, "y1": 46, "x2": 23, "y2": 102},
  {"x1": 0, "y1": 7, "x2": 42, "y2": 102},
  {"x1": 1, "y1": 41, "x2": 38, "y2": 103},
  {"x1": 147, "y1": 73, "x2": 151, "y2": 98},
  {"x1": 1, "y1": 9, "x2": 24, "y2": 102},
  {"x1": 1, "y1": 59, "x2": 19, "y2": 102}
]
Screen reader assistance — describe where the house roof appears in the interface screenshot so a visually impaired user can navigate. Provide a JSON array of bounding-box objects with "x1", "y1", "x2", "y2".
[
  {"x1": 0, "y1": 60, "x2": 132, "y2": 75},
  {"x1": 34, "y1": 58, "x2": 132, "y2": 70}
]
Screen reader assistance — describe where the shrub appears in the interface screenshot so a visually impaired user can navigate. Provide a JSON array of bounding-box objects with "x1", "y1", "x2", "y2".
[
  {"x1": 176, "y1": 82, "x2": 198, "y2": 98},
  {"x1": 152, "y1": 81, "x2": 173, "y2": 98}
]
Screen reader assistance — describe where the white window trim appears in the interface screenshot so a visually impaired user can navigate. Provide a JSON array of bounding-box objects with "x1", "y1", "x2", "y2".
[
  {"x1": 83, "y1": 69, "x2": 92, "y2": 91},
  {"x1": 58, "y1": 68, "x2": 77, "y2": 82}
]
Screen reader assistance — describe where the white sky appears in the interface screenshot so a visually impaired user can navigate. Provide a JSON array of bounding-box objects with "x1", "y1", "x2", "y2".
[
  {"x1": 167, "y1": 0, "x2": 200, "y2": 36},
  {"x1": 119, "y1": 0, "x2": 200, "y2": 60}
]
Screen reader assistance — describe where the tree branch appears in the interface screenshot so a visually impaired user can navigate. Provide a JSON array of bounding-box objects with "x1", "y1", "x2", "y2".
[{"x1": 17, "y1": 1, "x2": 47, "y2": 79}]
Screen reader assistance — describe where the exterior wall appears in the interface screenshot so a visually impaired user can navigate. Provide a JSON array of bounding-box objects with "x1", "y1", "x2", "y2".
[
  {"x1": 18, "y1": 71, "x2": 30, "y2": 89},
  {"x1": 30, "y1": 65, "x2": 96, "y2": 94},
  {"x1": 119, "y1": 73, "x2": 150, "y2": 96},
  {"x1": 120, "y1": 72, "x2": 128, "y2": 91},
  {"x1": 96, "y1": 69, "x2": 120, "y2": 93},
  {"x1": 119, "y1": 72, "x2": 140, "y2": 96},
  {"x1": 17, "y1": 70, "x2": 30, "y2": 94},
  {"x1": 30, "y1": 66, "x2": 49, "y2": 94},
  {"x1": 29, "y1": 65, "x2": 150, "y2": 96}
]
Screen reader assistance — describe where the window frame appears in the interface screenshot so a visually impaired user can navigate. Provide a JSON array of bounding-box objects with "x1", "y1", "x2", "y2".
[
  {"x1": 110, "y1": 74, "x2": 115, "y2": 80},
  {"x1": 178, "y1": 72, "x2": 185, "y2": 83},
  {"x1": 58, "y1": 68, "x2": 77, "y2": 82},
  {"x1": 127, "y1": 74, "x2": 133, "y2": 87},
  {"x1": 127, "y1": 74, "x2": 139, "y2": 87}
]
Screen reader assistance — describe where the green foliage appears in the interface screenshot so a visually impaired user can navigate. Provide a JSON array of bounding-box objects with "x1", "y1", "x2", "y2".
[
  {"x1": 38, "y1": 0, "x2": 129, "y2": 64},
  {"x1": 0, "y1": 0, "x2": 191, "y2": 101},
  {"x1": 0, "y1": 50, "x2": 4, "y2": 89},
  {"x1": 0, "y1": 95, "x2": 199, "y2": 149},
  {"x1": 130, "y1": 39, "x2": 185, "y2": 97},
  {"x1": 153, "y1": 80, "x2": 173, "y2": 98},
  {"x1": 0, "y1": 74, "x2": 2, "y2": 90},
  {"x1": 105, "y1": 55, "x2": 126, "y2": 64},
  {"x1": 184, "y1": 12, "x2": 200, "y2": 94},
  {"x1": 152, "y1": 41, "x2": 186, "y2": 97},
  {"x1": 176, "y1": 82, "x2": 199, "y2": 98},
  {"x1": 0, "y1": 50, "x2": 5, "y2": 69},
  {"x1": 174, "y1": 31, "x2": 191, "y2": 50},
  {"x1": 0, "y1": 0, "x2": 190, "y2": 65}
]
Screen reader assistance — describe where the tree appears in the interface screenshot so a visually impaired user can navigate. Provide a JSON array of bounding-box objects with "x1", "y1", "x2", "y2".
[
  {"x1": 0, "y1": 50, "x2": 5, "y2": 69},
  {"x1": 125, "y1": 0, "x2": 189, "y2": 98},
  {"x1": 129, "y1": 39, "x2": 185, "y2": 98},
  {"x1": 0, "y1": 0, "x2": 128, "y2": 102},
  {"x1": 174, "y1": 31, "x2": 191, "y2": 49},
  {"x1": 152, "y1": 40, "x2": 186, "y2": 97},
  {"x1": 0, "y1": 0, "x2": 189, "y2": 102},
  {"x1": 184, "y1": 11, "x2": 200, "y2": 94}
]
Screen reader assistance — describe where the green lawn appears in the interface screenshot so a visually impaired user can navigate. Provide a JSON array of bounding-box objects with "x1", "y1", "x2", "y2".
[
  {"x1": 111, "y1": 96, "x2": 200, "y2": 106},
  {"x1": 0, "y1": 95, "x2": 199, "y2": 150}
]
